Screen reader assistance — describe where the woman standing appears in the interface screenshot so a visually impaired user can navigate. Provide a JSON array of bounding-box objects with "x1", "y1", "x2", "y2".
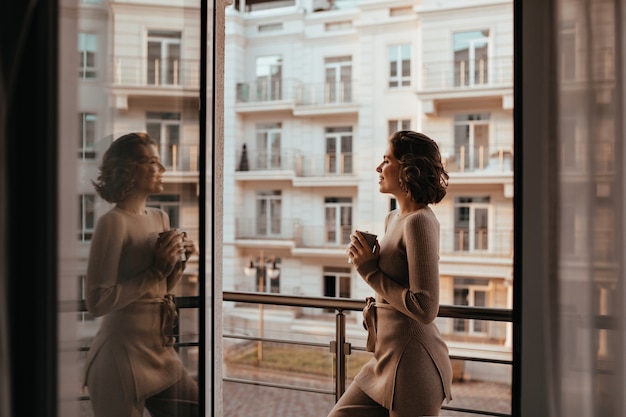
[
  {"x1": 83, "y1": 132, "x2": 199, "y2": 417},
  {"x1": 328, "y1": 130, "x2": 453, "y2": 417}
]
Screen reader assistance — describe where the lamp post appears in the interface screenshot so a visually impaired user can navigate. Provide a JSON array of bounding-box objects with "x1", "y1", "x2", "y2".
[{"x1": 243, "y1": 250, "x2": 280, "y2": 361}]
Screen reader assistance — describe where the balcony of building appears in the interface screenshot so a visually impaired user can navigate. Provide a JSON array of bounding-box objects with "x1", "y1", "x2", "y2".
[
  {"x1": 418, "y1": 56, "x2": 514, "y2": 116},
  {"x1": 441, "y1": 143, "x2": 514, "y2": 197},
  {"x1": 110, "y1": 56, "x2": 200, "y2": 110},
  {"x1": 235, "y1": 146, "x2": 359, "y2": 186},
  {"x1": 440, "y1": 228, "x2": 513, "y2": 257},
  {"x1": 231, "y1": 0, "x2": 359, "y2": 14},
  {"x1": 160, "y1": 143, "x2": 201, "y2": 183},
  {"x1": 234, "y1": 221, "x2": 350, "y2": 258},
  {"x1": 235, "y1": 79, "x2": 358, "y2": 116},
  {"x1": 235, "y1": 222, "x2": 512, "y2": 264}
]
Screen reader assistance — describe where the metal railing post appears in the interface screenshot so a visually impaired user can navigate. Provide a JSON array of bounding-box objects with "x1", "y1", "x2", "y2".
[{"x1": 332, "y1": 308, "x2": 350, "y2": 401}]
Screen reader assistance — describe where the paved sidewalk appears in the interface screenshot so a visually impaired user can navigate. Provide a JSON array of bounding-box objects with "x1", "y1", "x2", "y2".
[{"x1": 222, "y1": 365, "x2": 511, "y2": 417}]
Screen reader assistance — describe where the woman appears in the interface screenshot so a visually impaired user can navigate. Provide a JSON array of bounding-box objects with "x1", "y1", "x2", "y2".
[
  {"x1": 328, "y1": 130, "x2": 453, "y2": 417},
  {"x1": 83, "y1": 132, "x2": 199, "y2": 417}
]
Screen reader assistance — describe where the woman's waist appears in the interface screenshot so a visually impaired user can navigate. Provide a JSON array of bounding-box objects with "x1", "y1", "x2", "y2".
[
  {"x1": 374, "y1": 304, "x2": 438, "y2": 334},
  {"x1": 101, "y1": 297, "x2": 176, "y2": 330}
]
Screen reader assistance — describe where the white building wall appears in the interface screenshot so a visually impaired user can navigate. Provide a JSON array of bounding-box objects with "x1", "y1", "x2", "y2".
[{"x1": 223, "y1": 0, "x2": 514, "y2": 353}]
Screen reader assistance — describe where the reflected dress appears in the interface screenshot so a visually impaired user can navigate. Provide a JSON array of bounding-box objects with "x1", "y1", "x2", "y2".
[{"x1": 83, "y1": 207, "x2": 190, "y2": 407}]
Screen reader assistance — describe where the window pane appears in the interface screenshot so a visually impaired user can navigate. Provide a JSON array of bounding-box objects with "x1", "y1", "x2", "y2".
[{"x1": 62, "y1": 1, "x2": 208, "y2": 416}]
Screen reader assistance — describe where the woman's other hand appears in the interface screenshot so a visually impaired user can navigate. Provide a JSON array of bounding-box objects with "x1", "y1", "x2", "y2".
[
  {"x1": 347, "y1": 230, "x2": 379, "y2": 268},
  {"x1": 181, "y1": 232, "x2": 197, "y2": 261},
  {"x1": 154, "y1": 229, "x2": 186, "y2": 275}
]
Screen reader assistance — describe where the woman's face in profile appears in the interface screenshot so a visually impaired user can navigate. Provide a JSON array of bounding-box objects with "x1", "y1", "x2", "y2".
[
  {"x1": 133, "y1": 144, "x2": 166, "y2": 196},
  {"x1": 376, "y1": 142, "x2": 402, "y2": 197}
]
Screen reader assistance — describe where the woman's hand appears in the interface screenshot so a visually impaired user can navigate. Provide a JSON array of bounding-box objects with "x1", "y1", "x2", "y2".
[
  {"x1": 154, "y1": 229, "x2": 186, "y2": 275},
  {"x1": 347, "y1": 230, "x2": 379, "y2": 268},
  {"x1": 181, "y1": 232, "x2": 197, "y2": 262}
]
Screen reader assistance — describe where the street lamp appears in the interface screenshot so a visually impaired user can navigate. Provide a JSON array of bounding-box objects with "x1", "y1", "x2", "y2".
[{"x1": 243, "y1": 251, "x2": 280, "y2": 360}]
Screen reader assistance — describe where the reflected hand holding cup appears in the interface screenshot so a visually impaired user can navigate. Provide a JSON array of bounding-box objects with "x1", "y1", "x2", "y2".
[{"x1": 157, "y1": 230, "x2": 187, "y2": 272}]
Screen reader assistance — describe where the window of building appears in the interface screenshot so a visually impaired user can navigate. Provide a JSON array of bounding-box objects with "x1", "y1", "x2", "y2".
[
  {"x1": 453, "y1": 278, "x2": 490, "y2": 335},
  {"x1": 325, "y1": 126, "x2": 353, "y2": 174},
  {"x1": 453, "y1": 29, "x2": 489, "y2": 86},
  {"x1": 78, "y1": 32, "x2": 97, "y2": 79},
  {"x1": 146, "y1": 112, "x2": 181, "y2": 170},
  {"x1": 147, "y1": 194, "x2": 181, "y2": 228},
  {"x1": 454, "y1": 113, "x2": 490, "y2": 171},
  {"x1": 325, "y1": 197, "x2": 352, "y2": 245},
  {"x1": 559, "y1": 114, "x2": 585, "y2": 172},
  {"x1": 256, "y1": 190, "x2": 282, "y2": 236},
  {"x1": 324, "y1": 56, "x2": 352, "y2": 103},
  {"x1": 389, "y1": 44, "x2": 411, "y2": 88},
  {"x1": 256, "y1": 55, "x2": 282, "y2": 101},
  {"x1": 147, "y1": 30, "x2": 181, "y2": 86},
  {"x1": 78, "y1": 194, "x2": 95, "y2": 242},
  {"x1": 388, "y1": 119, "x2": 411, "y2": 137},
  {"x1": 79, "y1": 112, "x2": 96, "y2": 159},
  {"x1": 454, "y1": 196, "x2": 490, "y2": 252},
  {"x1": 559, "y1": 21, "x2": 576, "y2": 81},
  {"x1": 77, "y1": 275, "x2": 95, "y2": 322},
  {"x1": 256, "y1": 122, "x2": 282, "y2": 169},
  {"x1": 323, "y1": 267, "x2": 351, "y2": 312}
]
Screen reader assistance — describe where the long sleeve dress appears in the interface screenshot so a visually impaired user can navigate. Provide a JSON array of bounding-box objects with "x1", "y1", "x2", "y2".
[
  {"x1": 354, "y1": 207, "x2": 453, "y2": 409},
  {"x1": 83, "y1": 206, "x2": 188, "y2": 402}
]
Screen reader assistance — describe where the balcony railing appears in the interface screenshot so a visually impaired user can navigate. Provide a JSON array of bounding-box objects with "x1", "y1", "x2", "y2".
[
  {"x1": 295, "y1": 152, "x2": 354, "y2": 177},
  {"x1": 113, "y1": 56, "x2": 200, "y2": 89},
  {"x1": 235, "y1": 148, "x2": 356, "y2": 177},
  {"x1": 160, "y1": 143, "x2": 200, "y2": 173},
  {"x1": 235, "y1": 79, "x2": 357, "y2": 107},
  {"x1": 440, "y1": 229, "x2": 513, "y2": 258},
  {"x1": 421, "y1": 56, "x2": 513, "y2": 91},
  {"x1": 236, "y1": 79, "x2": 297, "y2": 103},
  {"x1": 222, "y1": 292, "x2": 514, "y2": 417},
  {"x1": 235, "y1": 221, "x2": 352, "y2": 248},
  {"x1": 73, "y1": 293, "x2": 513, "y2": 417},
  {"x1": 236, "y1": 148, "x2": 299, "y2": 172},
  {"x1": 235, "y1": 217, "x2": 299, "y2": 240},
  {"x1": 441, "y1": 144, "x2": 513, "y2": 174},
  {"x1": 295, "y1": 81, "x2": 356, "y2": 106},
  {"x1": 235, "y1": 223, "x2": 513, "y2": 258},
  {"x1": 295, "y1": 224, "x2": 352, "y2": 248}
]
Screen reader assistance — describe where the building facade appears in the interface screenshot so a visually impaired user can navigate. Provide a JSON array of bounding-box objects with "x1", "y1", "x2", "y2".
[{"x1": 222, "y1": 0, "x2": 513, "y2": 381}]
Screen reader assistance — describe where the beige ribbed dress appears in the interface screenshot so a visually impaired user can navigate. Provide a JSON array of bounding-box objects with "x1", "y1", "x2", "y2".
[
  {"x1": 354, "y1": 207, "x2": 453, "y2": 411},
  {"x1": 83, "y1": 207, "x2": 188, "y2": 402}
]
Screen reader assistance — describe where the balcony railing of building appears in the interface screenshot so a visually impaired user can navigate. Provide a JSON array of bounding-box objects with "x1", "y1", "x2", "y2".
[
  {"x1": 73, "y1": 293, "x2": 513, "y2": 417},
  {"x1": 559, "y1": 140, "x2": 615, "y2": 175},
  {"x1": 235, "y1": 224, "x2": 513, "y2": 257},
  {"x1": 441, "y1": 144, "x2": 513, "y2": 174},
  {"x1": 235, "y1": 79, "x2": 356, "y2": 106},
  {"x1": 222, "y1": 292, "x2": 514, "y2": 417},
  {"x1": 440, "y1": 229, "x2": 513, "y2": 258},
  {"x1": 235, "y1": 148, "x2": 356, "y2": 177},
  {"x1": 421, "y1": 56, "x2": 513, "y2": 91},
  {"x1": 559, "y1": 47, "x2": 616, "y2": 84},
  {"x1": 294, "y1": 81, "x2": 356, "y2": 106},
  {"x1": 235, "y1": 218, "x2": 299, "y2": 240},
  {"x1": 160, "y1": 144, "x2": 200, "y2": 173},
  {"x1": 112, "y1": 56, "x2": 200, "y2": 90},
  {"x1": 235, "y1": 221, "x2": 351, "y2": 247}
]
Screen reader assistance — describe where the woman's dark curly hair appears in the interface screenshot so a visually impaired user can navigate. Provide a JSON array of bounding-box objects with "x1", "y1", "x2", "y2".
[
  {"x1": 389, "y1": 130, "x2": 449, "y2": 204},
  {"x1": 92, "y1": 132, "x2": 158, "y2": 203}
]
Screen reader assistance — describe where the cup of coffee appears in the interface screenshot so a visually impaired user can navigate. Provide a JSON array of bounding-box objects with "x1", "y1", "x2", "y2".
[
  {"x1": 159, "y1": 230, "x2": 187, "y2": 262},
  {"x1": 357, "y1": 230, "x2": 378, "y2": 252}
]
